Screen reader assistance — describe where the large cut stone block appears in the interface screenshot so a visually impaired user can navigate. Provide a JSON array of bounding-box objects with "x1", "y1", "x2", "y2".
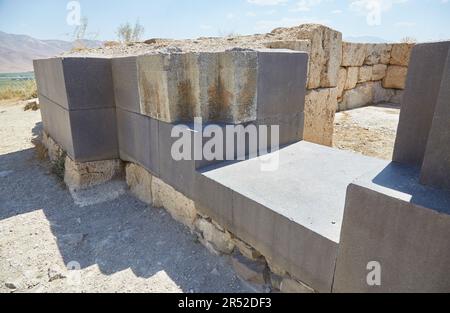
[
  {"x1": 382, "y1": 65, "x2": 407, "y2": 89},
  {"x1": 39, "y1": 96, "x2": 75, "y2": 157},
  {"x1": 420, "y1": 48, "x2": 450, "y2": 190},
  {"x1": 334, "y1": 163, "x2": 450, "y2": 292},
  {"x1": 340, "y1": 82, "x2": 374, "y2": 111},
  {"x1": 271, "y1": 24, "x2": 342, "y2": 89},
  {"x1": 256, "y1": 50, "x2": 308, "y2": 120},
  {"x1": 33, "y1": 58, "x2": 67, "y2": 107},
  {"x1": 116, "y1": 108, "x2": 159, "y2": 176},
  {"x1": 34, "y1": 57, "x2": 115, "y2": 111},
  {"x1": 393, "y1": 41, "x2": 450, "y2": 167},
  {"x1": 303, "y1": 88, "x2": 338, "y2": 147},
  {"x1": 112, "y1": 56, "x2": 140, "y2": 113},
  {"x1": 198, "y1": 141, "x2": 388, "y2": 292},
  {"x1": 138, "y1": 51, "x2": 258, "y2": 124},
  {"x1": 364, "y1": 44, "x2": 392, "y2": 65},
  {"x1": 390, "y1": 43, "x2": 414, "y2": 66},
  {"x1": 39, "y1": 95, "x2": 119, "y2": 162},
  {"x1": 342, "y1": 42, "x2": 367, "y2": 67}
]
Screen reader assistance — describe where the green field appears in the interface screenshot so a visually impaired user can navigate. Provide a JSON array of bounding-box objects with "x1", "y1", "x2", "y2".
[
  {"x1": 0, "y1": 72, "x2": 35, "y2": 89},
  {"x1": 0, "y1": 72, "x2": 37, "y2": 100}
]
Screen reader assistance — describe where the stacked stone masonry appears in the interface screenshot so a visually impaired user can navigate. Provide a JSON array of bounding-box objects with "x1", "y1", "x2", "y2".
[{"x1": 35, "y1": 26, "x2": 449, "y2": 293}]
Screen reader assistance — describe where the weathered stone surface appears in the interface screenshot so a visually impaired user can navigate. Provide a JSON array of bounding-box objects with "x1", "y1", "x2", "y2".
[
  {"x1": 195, "y1": 218, "x2": 235, "y2": 254},
  {"x1": 231, "y1": 251, "x2": 268, "y2": 285},
  {"x1": 42, "y1": 131, "x2": 64, "y2": 162},
  {"x1": 303, "y1": 87, "x2": 338, "y2": 147},
  {"x1": 233, "y1": 238, "x2": 262, "y2": 261},
  {"x1": 334, "y1": 164, "x2": 450, "y2": 292},
  {"x1": 372, "y1": 64, "x2": 387, "y2": 81},
  {"x1": 420, "y1": 48, "x2": 450, "y2": 190},
  {"x1": 138, "y1": 51, "x2": 258, "y2": 124},
  {"x1": 266, "y1": 257, "x2": 287, "y2": 277},
  {"x1": 358, "y1": 65, "x2": 373, "y2": 83},
  {"x1": 373, "y1": 81, "x2": 395, "y2": 104},
  {"x1": 271, "y1": 24, "x2": 342, "y2": 89},
  {"x1": 337, "y1": 67, "x2": 347, "y2": 100},
  {"x1": 390, "y1": 43, "x2": 414, "y2": 66},
  {"x1": 125, "y1": 163, "x2": 153, "y2": 205},
  {"x1": 393, "y1": 42, "x2": 450, "y2": 167},
  {"x1": 64, "y1": 157, "x2": 124, "y2": 190},
  {"x1": 383, "y1": 65, "x2": 408, "y2": 89},
  {"x1": 344, "y1": 67, "x2": 358, "y2": 90},
  {"x1": 365, "y1": 44, "x2": 392, "y2": 65},
  {"x1": 152, "y1": 176, "x2": 197, "y2": 229},
  {"x1": 390, "y1": 90, "x2": 404, "y2": 104},
  {"x1": 340, "y1": 82, "x2": 374, "y2": 111},
  {"x1": 264, "y1": 40, "x2": 311, "y2": 53},
  {"x1": 270, "y1": 273, "x2": 283, "y2": 291},
  {"x1": 280, "y1": 278, "x2": 314, "y2": 293},
  {"x1": 342, "y1": 42, "x2": 367, "y2": 67}
]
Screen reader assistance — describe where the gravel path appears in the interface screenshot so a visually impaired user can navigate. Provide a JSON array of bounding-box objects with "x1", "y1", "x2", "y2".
[
  {"x1": 0, "y1": 101, "x2": 251, "y2": 293},
  {"x1": 334, "y1": 104, "x2": 400, "y2": 160}
]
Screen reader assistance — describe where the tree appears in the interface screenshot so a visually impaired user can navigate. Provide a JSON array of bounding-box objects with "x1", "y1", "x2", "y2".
[{"x1": 117, "y1": 20, "x2": 145, "y2": 43}]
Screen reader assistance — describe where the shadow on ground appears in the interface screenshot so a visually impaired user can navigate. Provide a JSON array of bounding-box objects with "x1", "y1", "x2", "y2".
[{"x1": 0, "y1": 122, "x2": 248, "y2": 293}]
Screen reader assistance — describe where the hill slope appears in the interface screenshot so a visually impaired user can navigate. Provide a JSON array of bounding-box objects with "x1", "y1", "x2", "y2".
[{"x1": 0, "y1": 31, "x2": 102, "y2": 73}]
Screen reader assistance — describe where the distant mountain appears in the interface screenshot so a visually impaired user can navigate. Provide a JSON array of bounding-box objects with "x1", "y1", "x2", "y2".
[
  {"x1": 0, "y1": 31, "x2": 102, "y2": 73},
  {"x1": 344, "y1": 35, "x2": 392, "y2": 43}
]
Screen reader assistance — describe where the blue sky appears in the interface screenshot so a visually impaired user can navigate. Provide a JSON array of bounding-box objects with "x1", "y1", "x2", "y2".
[{"x1": 0, "y1": 0, "x2": 449, "y2": 42}]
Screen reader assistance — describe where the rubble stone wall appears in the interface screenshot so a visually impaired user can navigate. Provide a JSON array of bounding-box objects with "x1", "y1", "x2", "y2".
[{"x1": 264, "y1": 24, "x2": 413, "y2": 146}]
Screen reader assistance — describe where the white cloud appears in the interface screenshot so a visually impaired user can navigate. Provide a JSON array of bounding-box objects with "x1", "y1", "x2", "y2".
[
  {"x1": 291, "y1": 0, "x2": 326, "y2": 12},
  {"x1": 247, "y1": 0, "x2": 288, "y2": 5}
]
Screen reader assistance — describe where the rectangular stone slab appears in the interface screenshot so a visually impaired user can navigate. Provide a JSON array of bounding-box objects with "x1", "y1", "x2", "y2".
[
  {"x1": 256, "y1": 49, "x2": 308, "y2": 120},
  {"x1": 198, "y1": 141, "x2": 388, "y2": 292},
  {"x1": 420, "y1": 48, "x2": 450, "y2": 190},
  {"x1": 33, "y1": 58, "x2": 68, "y2": 108},
  {"x1": 39, "y1": 95, "x2": 119, "y2": 162},
  {"x1": 393, "y1": 42, "x2": 450, "y2": 167},
  {"x1": 39, "y1": 95, "x2": 75, "y2": 157},
  {"x1": 35, "y1": 57, "x2": 115, "y2": 111},
  {"x1": 112, "y1": 57, "x2": 141, "y2": 113},
  {"x1": 334, "y1": 163, "x2": 450, "y2": 292},
  {"x1": 116, "y1": 108, "x2": 159, "y2": 176},
  {"x1": 69, "y1": 107, "x2": 119, "y2": 162}
]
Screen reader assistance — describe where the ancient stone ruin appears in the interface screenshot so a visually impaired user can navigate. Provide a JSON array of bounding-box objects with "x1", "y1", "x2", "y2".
[{"x1": 34, "y1": 24, "x2": 449, "y2": 293}]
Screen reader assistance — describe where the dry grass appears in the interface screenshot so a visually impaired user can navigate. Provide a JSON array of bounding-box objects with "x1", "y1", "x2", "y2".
[
  {"x1": 32, "y1": 137, "x2": 48, "y2": 161},
  {"x1": 0, "y1": 80, "x2": 37, "y2": 101}
]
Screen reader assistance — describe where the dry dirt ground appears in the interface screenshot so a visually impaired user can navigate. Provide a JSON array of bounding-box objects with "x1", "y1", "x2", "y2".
[
  {"x1": 0, "y1": 100, "x2": 251, "y2": 293},
  {"x1": 333, "y1": 103, "x2": 400, "y2": 160}
]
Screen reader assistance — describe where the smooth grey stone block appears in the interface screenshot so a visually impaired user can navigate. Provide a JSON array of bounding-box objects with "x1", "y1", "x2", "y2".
[
  {"x1": 256, "y1": 50, "x2": 308, "y2": 120},
  {"x1": 39, "y1": 94, "x2": 119, "y2": 162},
  {"x1": 39, "y1": 95, "x2": 75, "y2": 157},
  {"x1": 393, "y1": 41, "x2": 450, "y2": 167},
  {"x1": 34, "y1": 59, "x2": 68, "y2": 108},
  {"x1": 199, "y1": 141, "x2": 388, "y2": 292},
  {"x1": 158, "y1": 120, "x2": 199, "y2": 198},
  {"x1": 63, "y1": 57, "x2": 115, "y2": 110},
  {"x1": 334, "y1": 163, "x2": 450, "y2": 292},
  {"x1": 420, "y1": 48, "x2": 450, "y2": 191},
  {"x1": 116, "y1": 108, "x2": 159, "y2": 176},
  {"x1": 69, "y1": 108, "x2": 119, "y2": 162},
  {"x1": 34, "y1": 57, "x2": 115, "y2": 111},
  {"x1": 112, "y1": 57, "x2": 141, "y2": 113}
]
